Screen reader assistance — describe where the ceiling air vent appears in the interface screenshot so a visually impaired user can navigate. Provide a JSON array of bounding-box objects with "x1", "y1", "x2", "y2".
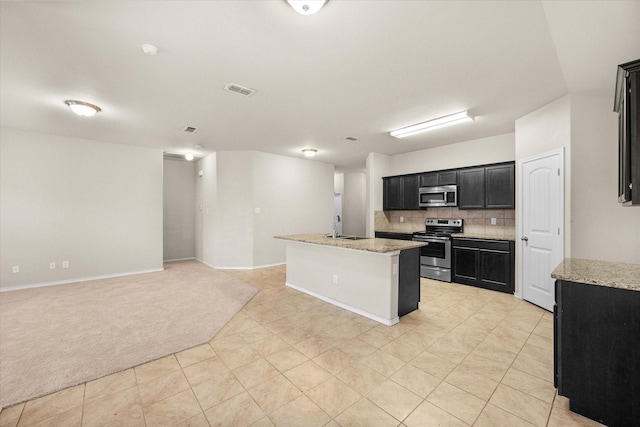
[
  {"x1": 224, "y1": 83, "x2": 257, "y2": 97},
  {"x1": 182, "y1": 126, "x2": 199, "y2": 133}
]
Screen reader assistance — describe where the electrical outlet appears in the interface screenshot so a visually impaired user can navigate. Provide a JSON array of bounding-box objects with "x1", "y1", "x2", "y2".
[
  {"x1": 255, "y1": 207, "x2": 261, "y2": 214},
  {"x1": 332, "y1": 274, "x2": 338, "y2": 285},
  {"x1": 62, "y1": 260, "x2": 69, "y2": 269},
  {"x1": 491, "y1": 217, "x2": 497, "y2": 225},
  {"x1": 49, "y1": 262, "x2": 56, "y2": 269},
  {"x1": 399, "y1": 216, "x2": 404, "y2": 223},
  {"x1": 392, "y1": 263, "x2": 398, "y2": 275},
  {"x1": 12, "y1": 265, "x2": 19, "y2": 273}
]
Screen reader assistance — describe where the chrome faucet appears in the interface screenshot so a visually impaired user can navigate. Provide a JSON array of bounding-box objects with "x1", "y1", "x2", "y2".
[{"x1": 333, "y1": 214, "x2": 341, "y2": 238}]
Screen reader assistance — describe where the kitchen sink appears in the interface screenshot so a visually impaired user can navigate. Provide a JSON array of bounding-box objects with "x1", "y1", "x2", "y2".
[{"x1": 325, "y1": 234, "x2": 371, "y2": 240}]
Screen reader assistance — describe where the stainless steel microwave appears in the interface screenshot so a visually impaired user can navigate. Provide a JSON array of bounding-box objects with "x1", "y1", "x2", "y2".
[{"x1": 418, "y1": 185, "x2": 457, "y2": 207}]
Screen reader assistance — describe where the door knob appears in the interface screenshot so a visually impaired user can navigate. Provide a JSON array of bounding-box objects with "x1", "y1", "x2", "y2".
[{"x1": 521, "y1": 236, "x2": 529, "y2": 241}]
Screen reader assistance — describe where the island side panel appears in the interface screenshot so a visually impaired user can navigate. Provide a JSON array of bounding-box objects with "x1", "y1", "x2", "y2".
[
  {"x1": 398, "y1": 248, "x2": 420, "y2": 316},
  {"x1": 285, "y1": 241, "x2": 398, "y2": 324}
]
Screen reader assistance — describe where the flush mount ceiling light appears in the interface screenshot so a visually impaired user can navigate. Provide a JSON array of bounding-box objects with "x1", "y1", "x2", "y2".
[
  {"x1": 302, "y1": 148, "x2": 318, "y2": 157},
  {"x1": 141, "y1": 44, "x2": 158, "y2": 56},
  {"x1": 286, "y1": 0, "x2": 327, "y2": 15},
  {"x1": 390, "y1": 111, "x2": 474, "y2": 139},
  {"x1": 185, "y1": 153, "x2": 194, "y2": 161},
  {"x1": 64, "y1": 100, "x2": 101, "y2": 117}
]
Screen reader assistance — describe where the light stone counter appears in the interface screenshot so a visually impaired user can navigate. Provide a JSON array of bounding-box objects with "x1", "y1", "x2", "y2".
[
  {"x1": 551, "y1": 258, "x2": 640, "y2": 292},
  {"x1": 275, "y1": 233, "x2": 427, "y2": 254}
]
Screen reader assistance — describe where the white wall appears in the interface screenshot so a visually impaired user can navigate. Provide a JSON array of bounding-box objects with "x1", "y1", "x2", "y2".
[
  {"x1": 570, "y1": 94, "x2": 640, "y2": 263},
  {"x1": 196, "y1": 151, "x2": 334, "y2": 269},
  {"x1": 0, "y1": 128, "x2": 163, "y2": 289},
  {"x1": 252, "y1": 151, "x2": 334, "y2": 267},
  {"x1": 213, "y1": 152, "x2": 254, "y2": 268},
  {"x1": 388, "y1": 133, "x2": 515, "y2": 176},
  {"x1": 365, "y1": 152, "x2": 391, "y2": 236},
  {"x1": 343, "y1": 172, "x2": 366, "y2": 236},
  {"x1": 163, "y1": 158, "x2": 196, "y2": 261},
  {"x1": 515, "y1": 96, "x2": 572, "y2": 259},
  {"x1": 195, "y1": 153, "x2": 217, "y2": 265}
]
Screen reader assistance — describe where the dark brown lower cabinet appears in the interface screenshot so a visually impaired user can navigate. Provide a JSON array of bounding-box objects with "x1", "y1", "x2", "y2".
[
  {"x1": 451, "y1": 238, "x2": 515, "y2": 293},
  {"x1": 554, "y1": 280, "x2": 640, "y2": 427}
]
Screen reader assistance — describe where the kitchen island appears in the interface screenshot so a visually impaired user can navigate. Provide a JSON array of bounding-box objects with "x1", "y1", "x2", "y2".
[
  {"x1": 551, "y1": 258, "x2": 640, "y2": 427},
  {"x1": 275, "y1": 234, "x2": 427, "y2": 326}
]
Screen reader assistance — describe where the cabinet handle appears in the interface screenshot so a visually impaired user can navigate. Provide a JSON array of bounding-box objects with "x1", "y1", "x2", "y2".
[{"x1": 521, "y1": 236, "x2": 529, "y2": 241}]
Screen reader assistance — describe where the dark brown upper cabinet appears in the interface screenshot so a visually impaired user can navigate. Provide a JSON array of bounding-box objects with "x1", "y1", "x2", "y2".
[
  {"x1": 383, "y1": 174, "x2": 419, "y2": 210},
  {"x1": 458, "y1": 162, "x2": 515, "y2": 209},
  {"x1": 419, "y1": 170, "x2": 457, "y2": 187},
  {"x1": 614, "y1": 59, "x2": 640, "y2": 205}
]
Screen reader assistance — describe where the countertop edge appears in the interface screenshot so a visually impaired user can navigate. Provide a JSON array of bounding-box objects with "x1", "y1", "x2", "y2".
[
  {"x1": 551, "y1": 258, "x2": 640, "y2": 292},
  {"x1": 275, "y1": 234, "x2": 427, "y2": 254}
]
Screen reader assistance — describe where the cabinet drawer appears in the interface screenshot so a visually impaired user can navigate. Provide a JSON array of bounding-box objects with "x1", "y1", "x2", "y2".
[{"x1": 453, "y1": 238, "x2": 510, "y2": 251}]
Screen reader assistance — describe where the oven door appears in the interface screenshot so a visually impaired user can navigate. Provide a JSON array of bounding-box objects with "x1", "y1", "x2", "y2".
[{"x1": 414, "y1": 237, "x2": 451, "y2": 269}]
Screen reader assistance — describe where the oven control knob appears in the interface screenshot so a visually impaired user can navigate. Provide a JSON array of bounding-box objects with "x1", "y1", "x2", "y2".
[{"x1": 521, "y1": 236, "x2": 529, "y2": 241}]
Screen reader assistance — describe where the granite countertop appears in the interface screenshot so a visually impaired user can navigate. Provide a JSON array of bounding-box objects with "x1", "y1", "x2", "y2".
[
  {"x1": 551, "y1": 258, "x2": 640, "y2": 292},
  {"x1": 452, "y1": 233, "x2": 516, "y2": 241},
  {"x1": 275, "y1": 233, "x2": 427, "y2": 254}
]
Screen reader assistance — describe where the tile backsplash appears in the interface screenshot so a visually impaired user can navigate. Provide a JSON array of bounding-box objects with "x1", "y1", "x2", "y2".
[{"x1": 375, "y1": 208, "x2": 515, "y2": 238}]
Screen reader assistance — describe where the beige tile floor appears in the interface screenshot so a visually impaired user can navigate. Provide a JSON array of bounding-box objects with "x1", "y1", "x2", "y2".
[{"x1": 0, "y1": 265, "x2": 605, "y2": 427}]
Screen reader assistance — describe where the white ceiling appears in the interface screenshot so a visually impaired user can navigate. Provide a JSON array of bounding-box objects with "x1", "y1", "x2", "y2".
[{"x1": 1, "y1": 1, "x2": 639, "y2": 171}]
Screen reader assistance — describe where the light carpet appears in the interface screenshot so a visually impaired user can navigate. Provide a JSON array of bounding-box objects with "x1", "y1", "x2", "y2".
[{"x1": 0, "y1": 260, "x2": 258, "y2": 408}]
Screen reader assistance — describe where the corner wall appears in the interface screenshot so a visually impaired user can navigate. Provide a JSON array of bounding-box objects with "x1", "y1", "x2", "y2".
[
  {"x1": 0, "y1": 128, "x2": 163, "y2": 289},
  {"x1": 196, "y1": 151, "x2": 334, "y2": 269},
  {"x1": 570, "y1": 94, "x2": 640, "y2": 263}
]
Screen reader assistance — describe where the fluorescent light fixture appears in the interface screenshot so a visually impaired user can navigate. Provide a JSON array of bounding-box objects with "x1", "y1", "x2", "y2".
[
  {"x1": 390, "y1": 111, "x2": 473, "y2": 139},
  {"x1": 302, "y1": 148, "x2": 317, "y2": 157},
  {"x1": 286, "y1": 0, "x2": 327, "y2": 15},
  {"x1": 184, "y1": 153, "x2": 194, "y2": 161},
  {"x1": 64, "y1": 100, "x2": 101, "y2": 117}
]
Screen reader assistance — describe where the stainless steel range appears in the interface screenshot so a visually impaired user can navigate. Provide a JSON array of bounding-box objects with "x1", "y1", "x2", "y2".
[{"x1": 412, "y1": 219, "x2": 463, "y2": 282}]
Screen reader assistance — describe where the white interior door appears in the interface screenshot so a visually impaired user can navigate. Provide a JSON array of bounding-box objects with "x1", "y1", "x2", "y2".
[
  {"x1": 520, "y1": 149, "x2": 564, "y2": 312},
  {"x1": 334, "y1": 193, "x2": 343, "y2": 235}
]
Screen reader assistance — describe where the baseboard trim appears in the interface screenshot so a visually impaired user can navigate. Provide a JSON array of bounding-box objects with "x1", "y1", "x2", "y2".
[
  {"x1": 0, "y1": 268, "x2": 165, "y2": 293},
  {"x1": 285, "y1": 281, "x2": 399, "y2": 327},
  {"x1": 163, "y1": 257, "x2": 196, "y2": 263},
  {"x1": 195, "y1": 258, "x2": 286, "y2": 271}
]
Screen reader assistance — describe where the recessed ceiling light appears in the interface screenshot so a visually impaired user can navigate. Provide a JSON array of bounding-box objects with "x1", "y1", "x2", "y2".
[
  {"x1": 302, "y1": 148, "x2": 318, "y2": 157},
  {"x1": 64, "y1": 100, "x2": 101, "y2": 117},
  {"x1": 185, "y1": 153, "x2": 194, "y2": 161},
  {"x1": 390, "y1": 111, "x2": 474, "y2": 138},
  {"x1": 141, "y1": 44, "x2": 158, "y2": 56}
]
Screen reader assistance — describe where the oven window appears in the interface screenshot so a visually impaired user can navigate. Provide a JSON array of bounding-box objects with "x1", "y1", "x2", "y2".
[{"x1": 420, "y1": 241, "x2": 446, "y2": 259}]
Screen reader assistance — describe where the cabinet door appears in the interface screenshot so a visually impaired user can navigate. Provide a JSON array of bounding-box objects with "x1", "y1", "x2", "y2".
[
  {"x1": 452, "y1": 245, "x2": 479, "y2": 286},
  {"x1": 383, "y1": 177, "x2": 403, "y2": 210},
  {"x1": 402, "y1": 175, "x2": 419, "y2": 210},
  {"x1": 438, "y1": 170, "x2": 457, "y2": 185},
  {"x1": 485, "y1": 164, "x2": 515, "y2": 209},
  {"x1": 458, "y1": 168, "x2": 485, "y2": 209},
  {"x1": 479, "y1": 249, "x2": 511, "y2": 291},
  {"x1": 419, "y1": 172, "x2": 437, "y2": 187}
]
